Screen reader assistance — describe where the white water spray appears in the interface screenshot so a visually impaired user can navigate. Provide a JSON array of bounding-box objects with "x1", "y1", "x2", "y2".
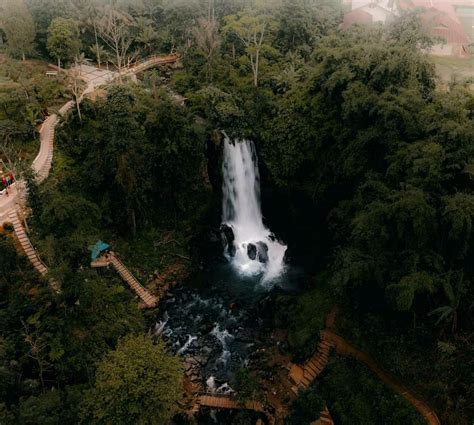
[
  {"x1": 177, "y1": 334, "x2": 197, "y2": 355},
  {"x1": 222, "y1": 135, "x2": 287, "y2": 280},
  {"x1": 206, "y1": 376, "x2": 216, "y2": 393}
]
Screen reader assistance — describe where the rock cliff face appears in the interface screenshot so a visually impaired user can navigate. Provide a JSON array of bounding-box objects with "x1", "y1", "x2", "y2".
[{"x1": 206, "y1": 130, "x2": 224, "y2": 193}]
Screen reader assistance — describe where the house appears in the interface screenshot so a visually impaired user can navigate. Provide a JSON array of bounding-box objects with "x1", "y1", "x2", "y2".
[
  {"x1": 398, "y1": 0, "x2": 471, "y2": 57},
  {"x1": 342, "y1": 0, "x2": 471, "y2": 57},
  {"x1": 342, "y1": 0, "x2": 399, "y2": 29}
]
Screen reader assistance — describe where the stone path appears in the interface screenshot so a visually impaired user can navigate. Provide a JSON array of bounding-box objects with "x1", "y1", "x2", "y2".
[{"x1": 91, "y1": 252, "x2": 158, "y2": 309}]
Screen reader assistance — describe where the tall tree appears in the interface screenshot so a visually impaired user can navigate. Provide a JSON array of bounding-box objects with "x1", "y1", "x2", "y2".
[
  {"x1": 135, "y1": 16, "x2": 159, "y2": 55},
  {"x1": 97, "y1": 6, "x2": 136, "y2": 80},
  {"x1": 192, "y1": 17, "x2": 220, "y2": 82},
  {"x1": 0, "y1": 0, "x2": 35, "y2": 60},
  {"x1": 223, "y1": 9, "x2": 275, "y2": 87},
  {"x1": 71, "y1": 0, "x2": 103, "y2": 67},
  {"x1": 47, "y1": 17, "x2": 81, "y2": 69},
  {"x1": 81, "y1": 335, "x2": 182, "y2": 424}
]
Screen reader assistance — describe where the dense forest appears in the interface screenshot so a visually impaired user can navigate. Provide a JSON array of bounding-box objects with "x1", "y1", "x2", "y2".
[{"x1": 0, "y1": 0, "x2": 473, "y2": 424}]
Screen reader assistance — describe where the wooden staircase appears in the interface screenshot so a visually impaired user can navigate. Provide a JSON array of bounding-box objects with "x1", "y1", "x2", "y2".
[
  {"x1": 8, "y1": 210, "x2": 47, "y2": 276},
  {"x1": 91, "y1": 252, "x2": 158, "y2": 308},
  {"x1": 288, "y1": 337, "x2": 334, "y2": 394},
  {"x1": 317, "y1": 407, "x2": 335, "y2": 425}
]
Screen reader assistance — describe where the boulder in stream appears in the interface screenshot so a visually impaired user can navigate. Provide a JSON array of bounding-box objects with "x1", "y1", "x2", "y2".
[
  {"x1": 220, "y1": 224, "x2": 236, "y2": 256},
  {"x1": 256, "y1": 242, "x2": 269, "y2": 263},
  {"x1": 247, "y1": 243, "x2": 257, "y2": 260},
  {"x1": 220, "y1": 224, "x2": 235, "y2": 245}
]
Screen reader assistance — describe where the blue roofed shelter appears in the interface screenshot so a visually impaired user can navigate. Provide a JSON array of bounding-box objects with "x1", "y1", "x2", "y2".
[{"x1": 91, "y1": 241, "x2": 110, "y2": 260}]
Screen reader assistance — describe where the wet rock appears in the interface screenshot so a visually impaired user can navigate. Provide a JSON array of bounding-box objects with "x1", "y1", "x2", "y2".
[
  {"x1": 256, "y1": 241, "x2": 269, "y2": 263},
  {"x1": 220, "y1": 224, "x2": 234, "y2": 245},
  {"x1": 220, "y1": 224, "x2": 236, "y2": 257},
  {"x1": 209, "y1": 230, "x2": 220, "y2": 243},
  {"x1": 247, "y1": 243, "x2": 257, "y2": 260}
]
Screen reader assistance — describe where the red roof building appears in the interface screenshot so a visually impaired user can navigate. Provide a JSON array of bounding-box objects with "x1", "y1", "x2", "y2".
[{"x1": 398, "y1": 0, "x2": 471, "y2": 56}]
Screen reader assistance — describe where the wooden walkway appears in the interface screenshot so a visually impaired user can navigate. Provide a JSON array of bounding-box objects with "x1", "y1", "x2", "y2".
[
  {"x1": 321, "y1": 330, "x2": 441, "y2": 425},
  {"x1": 288, "y1": 328, "x2": 441, "y2": 425},
  {"x1": 123, "y1": 54, "x2": 180, "y2": 76},
  {"x1": 197, "y1": 394, "x2": 265, "y2": 412},
  {"x1": 191, "y1": 394, "x2": 274, "y2": 424},
  {"x1": 288, "y1": 337, "x2": 334, "y2": 393},
  {"x1": 91, "y1": 252, "x2": 157, "y2": 308},
  {"x1": 312, "y1": 407, "x2": 334, "y2": 425},
  {"x1": 7, "y1": 209, "x2": 60, "y2": 292},
  {"x1": 8, "y1": 210, "x2": 47, "y2": 276}
]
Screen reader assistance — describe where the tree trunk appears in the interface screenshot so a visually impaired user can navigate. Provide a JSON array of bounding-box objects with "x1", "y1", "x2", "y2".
[
  {"x1": 116, "y1": 47, "x2": 122, "y2": 83},
  {"x1": 253, "y1": 50, "x2": 259, "y2": 87},
  {"x1": 75, "y1": 96, "x2": 82, "y2": 123},
  {"x1": 57, "y1": 57, "x2": 61, "y2": 71},
  {"x1": 93, "y1": 22, "x2": 101, "y2": 67},
  {"x1": 130, "y1": 208, "x2": 137, "y2": 238}
]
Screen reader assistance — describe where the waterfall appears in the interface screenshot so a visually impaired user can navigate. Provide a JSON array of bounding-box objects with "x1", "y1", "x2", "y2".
[{"x1": 221, "y1": 135, "x2": 287, "y2": 281}]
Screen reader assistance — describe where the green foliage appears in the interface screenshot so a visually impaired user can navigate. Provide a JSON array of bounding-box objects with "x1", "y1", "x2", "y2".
[
  {"x1": 57, "y1": 84, "x2": 208, "y2": 234},
  {"x1": 81, "y1": 335, "x2": 182, "y2": 425},
  {"x1": 274, "y1": 276, "x2": 333, "y2": 359},
  {"x1": 232, "y1": 368, "x2": 261, "y2": 403},
  {"x1": 0, "y1": 57, "x2": 68, "y2": 164},
  {"x1": 286, "y1": 387, "x2": 324, "y2": 425},
  {"x1": 0, "y1": 0, "x2": 36, "y2": 60},
  {"x1": 193, "y1": 86, "x2": 245, "y2": 133},
  {"x1": 274, "y1": 0, "x2": 342, "y2": 55},
  {"x1": 1, "y1": 2, "x2": 473, "y2": 424},
  {"x1": 18, "y1": 390, "x2": 62, "y2": 425},
  {"x1": 47, "y1": 17, "x2": 81, "y2": 67},
  {"x1": 290, "y1": 356, "x2": 425, "y2": 425}
]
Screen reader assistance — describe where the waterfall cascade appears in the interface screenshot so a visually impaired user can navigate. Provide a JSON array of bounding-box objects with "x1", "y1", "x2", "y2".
[{"x1": 221, "y1": 135, "x2": 287, "y2": 281}]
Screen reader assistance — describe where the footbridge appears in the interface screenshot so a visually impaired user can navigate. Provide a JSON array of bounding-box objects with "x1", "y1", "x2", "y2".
[
  {"x1": 123, "y1": 53, "x2": 180, "y2": 76},
  {"x1": 190, "y1": 393, "x2": 274, "y2": 424}
]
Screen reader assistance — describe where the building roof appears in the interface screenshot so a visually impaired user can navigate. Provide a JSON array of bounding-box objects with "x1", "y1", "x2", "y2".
[
  {"x1": 341, "y1": 8, "x2": 374, "y2": 29},
  {"x1": 399, "y1": 0, "x2": 470, "y2": 44}
]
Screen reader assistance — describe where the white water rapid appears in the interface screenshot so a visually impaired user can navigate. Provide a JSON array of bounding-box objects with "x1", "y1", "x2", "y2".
[{"x1": 222, "y1": 135, "x2": 287, "y2": 281}]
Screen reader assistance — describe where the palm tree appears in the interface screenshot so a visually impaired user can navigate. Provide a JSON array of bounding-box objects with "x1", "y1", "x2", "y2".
[
  {"x1": 430, "y1": 273, "x2": 466, "y2": 334},
  {"x1": 72, "y1": 0, "x2": 102, "y2": 67}
]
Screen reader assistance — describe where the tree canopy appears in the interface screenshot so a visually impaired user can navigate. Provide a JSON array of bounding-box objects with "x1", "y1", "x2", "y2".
[{"x1": 81, "y1": 335, "x2": 182, "y2": 424}]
